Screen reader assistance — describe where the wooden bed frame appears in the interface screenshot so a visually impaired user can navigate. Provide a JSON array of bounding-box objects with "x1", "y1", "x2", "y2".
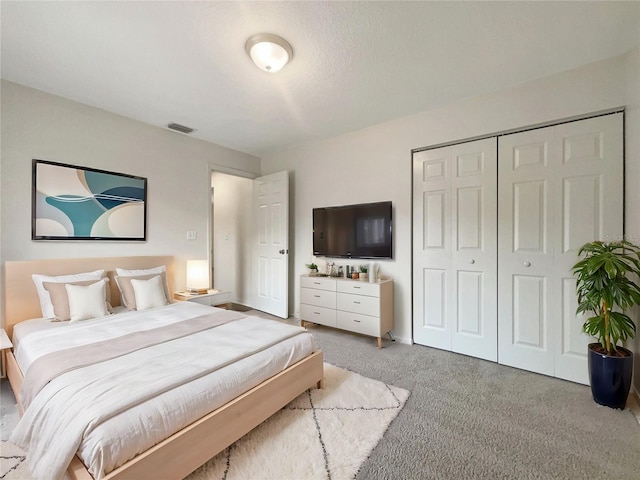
[{"x1": 3, "y1": 256, "x2": 324, "y2": 480}]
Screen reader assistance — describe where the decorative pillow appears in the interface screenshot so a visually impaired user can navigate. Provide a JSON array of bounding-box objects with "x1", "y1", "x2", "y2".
[
  {"x1": 43, "y1": 278, "x2": 113, "y2": 321},
  {"x1": 65, "y1": 279, "x2": 110, "y2": 322},
  {"x1": 115, "y1": 272, "x2": 170, "y2": 310},
  {"x1": 131, "y1": 276, "x2": 168, "y2": 311},
  {"x1": 115, "y1": 265, "x2": 171, "y2": 304},
  {"x1": 32, "y1": 269, "x2": 105, "y2": 319}
]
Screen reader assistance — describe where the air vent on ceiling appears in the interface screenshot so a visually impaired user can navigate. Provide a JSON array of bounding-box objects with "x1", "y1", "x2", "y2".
[{"x1": 167, "y1": 122, "x2": 195, "y2": 134}]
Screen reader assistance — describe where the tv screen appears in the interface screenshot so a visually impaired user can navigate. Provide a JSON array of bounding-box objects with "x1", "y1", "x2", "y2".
[{"x1": 313, "y1": 201, "x2": 392, "y2": 259}]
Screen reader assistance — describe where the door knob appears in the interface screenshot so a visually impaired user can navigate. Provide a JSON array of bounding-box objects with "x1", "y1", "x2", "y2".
[
  {"x1": 279, "y1": 249, "x2": 288, "y2": 254},
  {"x1": 469, "y1": 259, "x2": 475, "y2": 264},
  {"x1": 524, "y1": 261, "x2": 531, "y2": 267}
]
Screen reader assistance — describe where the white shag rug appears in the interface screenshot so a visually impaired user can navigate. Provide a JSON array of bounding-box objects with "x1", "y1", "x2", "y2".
[{"x1": 1, "y1": 363, "x2": 409, "y2": 480}]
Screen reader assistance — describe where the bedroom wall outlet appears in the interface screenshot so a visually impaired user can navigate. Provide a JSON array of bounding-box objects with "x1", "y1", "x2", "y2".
[{"x1": 186, "y1": 230, "x2": 197, "y2": 240}]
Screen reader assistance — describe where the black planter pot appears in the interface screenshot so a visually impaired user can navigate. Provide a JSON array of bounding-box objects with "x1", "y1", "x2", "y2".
[{"x1": 587, "y1": 343, "x2": 633, "y2": 409}]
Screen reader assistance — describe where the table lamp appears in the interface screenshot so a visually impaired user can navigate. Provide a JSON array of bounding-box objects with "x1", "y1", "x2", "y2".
[{"x1": 187, "y1": 260, "x2": 209, "y2": 294}]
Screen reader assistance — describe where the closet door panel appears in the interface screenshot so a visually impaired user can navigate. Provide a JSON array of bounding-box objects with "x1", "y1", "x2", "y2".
[
  {"x1": 552, "y1": 113, "x2": 623, "y2": 384},
  {"x1": 451, "y1": 139, "x2": 497, "y2": 361},
  {"x1": 499, "y1": 114, "x2": 623, "y2": 384},
  {"x1": 498, "y1": 127, "x2": 556, "y2": 375},
  {"x1": 456, "y1": 270, "x2": 482, "y2": 335},
  {"x1": 422, "y1": 268, "x2": 448, "y2": 330},
  {"x1": 413, "y1": 147, "x2": 453, "y2": 350},
  {"x1": 513, "y1": 180, "x2": 547, "y2": 253},
  {"x1": 423, "y1": 190, "x2": 447, "y2": 249},
  {"x1": 413, "y1": 138, "x2": 497, "y2": 361}
]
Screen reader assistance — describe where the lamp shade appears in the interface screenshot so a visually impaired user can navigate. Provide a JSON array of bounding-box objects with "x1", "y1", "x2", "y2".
[
  {"x1": 245, "y1": 33, "x2": 293, "y2": 73},
  {"x1": 187, "y1": 260, "x2": 209, "y2": 291}
]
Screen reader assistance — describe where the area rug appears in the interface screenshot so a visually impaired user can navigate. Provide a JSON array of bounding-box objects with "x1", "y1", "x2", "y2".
[
  {"x1": 0, "y1": 441, "x2": 29, "y2": 480},
  {"x1": 1, "y1": 363, "x2": 409, "y2": 480}
]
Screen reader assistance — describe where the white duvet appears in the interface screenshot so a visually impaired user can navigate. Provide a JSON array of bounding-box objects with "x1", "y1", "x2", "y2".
[{"x1": 10, "y1": 302, "x2": 315, "y2": 480}]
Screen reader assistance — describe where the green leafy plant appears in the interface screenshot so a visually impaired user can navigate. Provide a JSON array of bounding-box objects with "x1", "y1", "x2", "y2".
[
  {"x1": 306, "y1": 263, "x2": 318, "y2": 271},
  {"x1": 572, "y1": 240, "x2": 640, "y2": 356},
  {"x1": 359, "y1": 265, "x2": 368, "y2": 273}
]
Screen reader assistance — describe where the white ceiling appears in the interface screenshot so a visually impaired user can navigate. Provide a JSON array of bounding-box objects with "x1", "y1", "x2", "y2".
[{"x1": 2, "y1": 1, "x2": 639, "y2": 157}]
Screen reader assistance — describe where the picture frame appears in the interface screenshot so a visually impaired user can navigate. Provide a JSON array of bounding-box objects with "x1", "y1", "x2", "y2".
[{"x1": 32, "y1": 159, "x2": 147, "y2": 241}]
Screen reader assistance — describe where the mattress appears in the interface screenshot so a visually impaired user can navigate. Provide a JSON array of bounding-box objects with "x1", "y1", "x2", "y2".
[{"x1": 11, "y1": 302, "x2": 316, "y2": 480}]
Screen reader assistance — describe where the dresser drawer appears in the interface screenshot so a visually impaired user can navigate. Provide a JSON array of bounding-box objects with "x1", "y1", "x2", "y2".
[
  {"x1": 301, "y1": 276, "x2": 336, "y2": 292},
  {"x1": 300, "y1": 303, "x2": 337, "y2": 327},
  {"x1": 337, "y1": 292, "x2": 380, "y2": 317},
  {"x1": 337, "y1": 310, "x2": 380, "y2": 337},
  {"x1": 337, "y1": 281, "x2": 380, "y2": 297},
  {"x1": 300, "y1": 287, "x2": 336, "y2": 309}
]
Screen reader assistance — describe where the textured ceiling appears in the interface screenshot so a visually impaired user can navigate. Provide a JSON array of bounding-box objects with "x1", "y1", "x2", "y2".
[{"x1": 1, "y1": 1, "x2": 639, "y2": 156}]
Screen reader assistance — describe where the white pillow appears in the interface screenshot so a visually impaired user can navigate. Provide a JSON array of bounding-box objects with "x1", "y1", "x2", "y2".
[
  {"x1": 116, "y1": 265, "x2": 171, "y2": 304},
  {"x1": 65, "y1": 279, "x2": 110, "y2": 322},
  {"x1": 131, "y1": 275, "x2": 168, "y2": 311},
  {"x1": 32, "y1": 269, "x2": 105, "y2": 318}
]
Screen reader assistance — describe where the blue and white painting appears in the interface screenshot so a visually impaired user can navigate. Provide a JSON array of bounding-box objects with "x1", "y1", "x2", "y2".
[{"x1": 33, "y1": 160, "x2": 147, "y2": 240}]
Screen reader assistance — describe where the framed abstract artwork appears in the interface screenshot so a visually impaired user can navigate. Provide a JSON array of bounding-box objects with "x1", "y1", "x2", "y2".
[{"x1": 32, "y1": 159, "x2": 147, "y2": 241}]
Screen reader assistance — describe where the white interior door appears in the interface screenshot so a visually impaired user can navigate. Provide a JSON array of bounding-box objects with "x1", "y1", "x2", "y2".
[
  {"x1": 497, "y1": 114, "x2": 623, "y2": 383},
  {"x1": 253, "y1": 171, "x2": 289, "y2": 318},
  {"x1": 413, "y1": 138, "x2": 498, "y2": 361}
]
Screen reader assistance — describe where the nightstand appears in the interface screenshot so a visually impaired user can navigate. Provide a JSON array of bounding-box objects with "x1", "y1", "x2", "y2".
[
  {"x1": 0, "y1": 329, "x2": 13, "y2": 378},
  {"x1": 174, "y1": 290, "x2": 232, "y2": 309}
]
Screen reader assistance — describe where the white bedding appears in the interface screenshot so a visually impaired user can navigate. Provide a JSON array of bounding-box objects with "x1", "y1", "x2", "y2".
[{"x1": 11, "y1": 302, "x2": 316, "y2": 480}]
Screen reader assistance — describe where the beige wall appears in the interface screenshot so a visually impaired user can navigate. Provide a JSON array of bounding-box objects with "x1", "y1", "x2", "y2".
[
  {"x1": 261, "y1": 48, "x2": 640, "y2": 391},
  {"x1": 0, "y1": 80, "x2": 261, "y2": 306}
]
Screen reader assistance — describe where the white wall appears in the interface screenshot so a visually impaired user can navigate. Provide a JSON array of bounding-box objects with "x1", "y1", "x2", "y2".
[
  {"x1": 0, "y1": 80, "x2": 261, "y2": 310},
  {"x1": 262, "y1": 50, "x2": 639, "y2": 350},
  {"x1": 211, "y1": 172, "x2": 253, "y2": 305},
  {"x1": 625, "y1": 48, "x2": 640, "y2": 394}
]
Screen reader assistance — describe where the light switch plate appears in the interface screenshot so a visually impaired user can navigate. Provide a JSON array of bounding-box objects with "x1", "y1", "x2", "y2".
[{"x1": 186, "y1": 230, "x2": 197, "y2": 240}]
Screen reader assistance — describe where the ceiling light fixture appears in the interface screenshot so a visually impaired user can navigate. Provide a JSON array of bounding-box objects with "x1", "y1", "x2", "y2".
[{"x1": 245, "y1": 33, "x2": 293, "y2": 73}]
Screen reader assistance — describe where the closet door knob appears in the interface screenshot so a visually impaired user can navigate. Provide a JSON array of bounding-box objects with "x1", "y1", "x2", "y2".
[
  {"x1": 524, "y1": 261, "x2": 531, "y2": 267},
  {"x1": 469, "y1": 259, "x2": 475, "y2": 264}
]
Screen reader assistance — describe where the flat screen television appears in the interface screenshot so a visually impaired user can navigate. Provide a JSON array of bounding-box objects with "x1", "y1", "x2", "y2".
[{"x1": 313, "y1": 201, "x2": 392, "y2": 259}]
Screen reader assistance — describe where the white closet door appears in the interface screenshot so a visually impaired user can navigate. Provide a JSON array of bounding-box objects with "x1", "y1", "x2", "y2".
[
  {"x1": 413, "y1": 138, "x2": 498, "y2": 361},
  {"x1": 498, "y1": 114, "x2": 623, "y2": 383},
  {"x1": 552, "y1": 115, "x2": 623, "y2": 383},
  {"x1": 497, "y1": 127, "x2": 557, "y2": 376}
]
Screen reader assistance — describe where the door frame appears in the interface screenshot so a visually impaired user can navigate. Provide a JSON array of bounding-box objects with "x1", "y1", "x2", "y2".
[{"x1": 207, "y1": 164, "x2": 258, "y2": 307}]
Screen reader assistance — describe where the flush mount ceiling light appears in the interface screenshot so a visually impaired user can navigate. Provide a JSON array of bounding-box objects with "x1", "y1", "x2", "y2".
[{"x1": 245, "y1": 33, "x2": 293, "y2": 73}]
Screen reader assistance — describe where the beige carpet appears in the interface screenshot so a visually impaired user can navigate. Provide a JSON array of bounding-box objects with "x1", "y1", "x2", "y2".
[{"x1": 1, "y1": 363, "x2": 409, "y2": 480}]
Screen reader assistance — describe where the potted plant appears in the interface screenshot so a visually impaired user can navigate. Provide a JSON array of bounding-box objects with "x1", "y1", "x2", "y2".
[
  {"x1": 359, "y1": 265, "x2": 368, "y2": 282},
  {"x1": 306, "y1": 263, "x2": 318, "y2": 275},
  {"x1": 572, "y1": 240, "x2": 640, "y2": 409}
]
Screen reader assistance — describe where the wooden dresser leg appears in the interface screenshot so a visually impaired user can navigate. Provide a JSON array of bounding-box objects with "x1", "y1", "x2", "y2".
[{"x1": 377, "y1": 337, "x2": 382, "y2": 349}]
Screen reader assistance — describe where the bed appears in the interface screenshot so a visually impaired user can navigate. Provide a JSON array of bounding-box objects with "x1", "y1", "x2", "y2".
[{"x1": 3, "y1": 256, "x2": 324, "y2": 480}]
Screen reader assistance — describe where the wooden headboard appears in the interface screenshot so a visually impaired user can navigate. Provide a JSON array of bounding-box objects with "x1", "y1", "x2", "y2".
[{"x1": 3, "y1": 256, "x2": 174, "y2": 338}]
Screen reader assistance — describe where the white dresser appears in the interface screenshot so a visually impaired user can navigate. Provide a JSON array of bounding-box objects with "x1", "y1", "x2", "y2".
[{"x1": 300, "y1": 275, "x2": 393, "y2": 348}]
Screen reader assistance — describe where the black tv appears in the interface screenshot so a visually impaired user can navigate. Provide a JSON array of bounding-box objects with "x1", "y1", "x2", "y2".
[{"x1": 313, "y1": 201, "x2": 392, "y2": 259}]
